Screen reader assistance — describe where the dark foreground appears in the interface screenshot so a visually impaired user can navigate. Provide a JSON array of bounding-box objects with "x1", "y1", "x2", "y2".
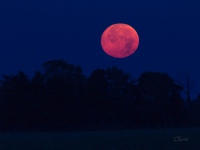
[{"x1": 0, "y1": 128, "x2": 199, "y2": 150}]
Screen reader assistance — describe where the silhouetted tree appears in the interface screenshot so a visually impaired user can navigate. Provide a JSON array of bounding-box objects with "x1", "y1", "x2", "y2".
[
  {"x1": 41, "y1": 59, "x2": 86, "y2": 130},
  {"x1": 105, "y1": 67, "x2": 134, "y2": 128},
  {"x1": 190, "y1": 94, "x2": 200, "y2": 127},
  {"x1": 86, "y1": 68, "x2": 108, "y2": 129},
  {"x1": 86, "y1": 67, "x2": 135, "y2": 130},
  {"x1": 0, "y1": 71, "x2": 31, "y2": 131},
  {"x1": 175, "y1": 72, "x2": 195, "y2": 102},
  {"x1": 134, "y1": 72, "x2": 185, "y2": 128},
  {"x1": 29, "y1": 71, "x2": 46, "y2": 129}
]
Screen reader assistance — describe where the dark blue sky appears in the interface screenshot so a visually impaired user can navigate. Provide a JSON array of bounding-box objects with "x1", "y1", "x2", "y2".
[{"x1": 0, "y1": 0, "x2": 200, "y2": 99}]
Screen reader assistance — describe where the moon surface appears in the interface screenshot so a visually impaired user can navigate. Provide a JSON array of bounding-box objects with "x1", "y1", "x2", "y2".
[{"x1": 101, "y1": 23, "x2": 139, "y2": 58}]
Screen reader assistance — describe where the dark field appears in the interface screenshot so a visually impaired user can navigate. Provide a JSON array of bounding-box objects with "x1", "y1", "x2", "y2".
[{"x1": 0, "y1": 128, "x2": 199, "y2": 150}]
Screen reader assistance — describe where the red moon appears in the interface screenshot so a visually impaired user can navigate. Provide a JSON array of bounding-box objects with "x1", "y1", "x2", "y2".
[{"x1": 101, "y1": 23, "x2": 139, "y2": 58}]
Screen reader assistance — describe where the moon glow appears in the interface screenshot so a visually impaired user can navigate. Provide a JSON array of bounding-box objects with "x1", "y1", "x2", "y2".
[{"x1": 101, "y1": 23, "x2": 139, "y2": 58}]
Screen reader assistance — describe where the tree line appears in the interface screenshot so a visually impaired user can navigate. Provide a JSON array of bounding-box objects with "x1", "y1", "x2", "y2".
[{"x1": 0, "y1": 59, "x2": 200, "y2": 132}]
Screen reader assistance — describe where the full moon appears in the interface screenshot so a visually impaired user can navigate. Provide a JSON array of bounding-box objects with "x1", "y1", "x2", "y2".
[{"x1": 101, "y1": 23, "x2": 139, "y2": 58}]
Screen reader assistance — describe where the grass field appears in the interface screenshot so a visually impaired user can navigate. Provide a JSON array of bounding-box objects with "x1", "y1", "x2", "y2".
[{"x1": 0, "y1": 128, "x2": 199, "y2": 150}]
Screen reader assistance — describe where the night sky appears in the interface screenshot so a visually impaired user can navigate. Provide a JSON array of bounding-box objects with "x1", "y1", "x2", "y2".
[{"x1": 0, "y1": 1, "x2": 200, "y2": 99}]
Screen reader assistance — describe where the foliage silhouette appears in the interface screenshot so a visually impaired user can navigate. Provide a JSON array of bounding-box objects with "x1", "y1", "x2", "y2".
[
  {"x1": 0, "y1": 59, "x2": 199, "y2": 132},
  {"x1": 135, "y1": 72, "x2": 189, "y2": 128}
]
